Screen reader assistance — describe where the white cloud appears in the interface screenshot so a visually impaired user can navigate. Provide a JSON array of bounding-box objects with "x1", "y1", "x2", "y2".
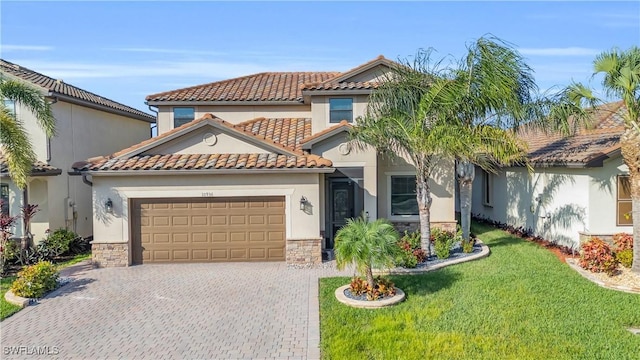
[
  {"x1": 519, "y1": 47, "x2": 600, "y2": 57},
  {"x1": 2, "y1": 44, "x2": 53, "y2": 52}
]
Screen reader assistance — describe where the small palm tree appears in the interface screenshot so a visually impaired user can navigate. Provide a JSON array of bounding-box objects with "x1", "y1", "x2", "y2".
[
  {"x1": 334, "y1": 216, "x2": 400, "y2": 288},
  {"x1": 0, "y1": 77, "x2": 55, "y2": 188}
]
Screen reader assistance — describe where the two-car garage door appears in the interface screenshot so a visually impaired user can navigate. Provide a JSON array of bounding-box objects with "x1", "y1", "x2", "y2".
[{"x1": 131, "y1": 196, "x2": 286, "y2": 264}]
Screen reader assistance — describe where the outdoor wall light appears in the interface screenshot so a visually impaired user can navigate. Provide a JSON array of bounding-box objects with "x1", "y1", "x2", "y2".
[
  {"x1": 105, "y1": 198, "x2": 113, "y2": 214},
  {"x1": 299, "y1": 196, "x2": 308, "y2": 211}
]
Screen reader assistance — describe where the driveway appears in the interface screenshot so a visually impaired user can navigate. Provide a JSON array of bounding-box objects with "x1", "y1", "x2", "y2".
[{"x1": 1, "y1": 262, "x2": 352, "y2": 359}]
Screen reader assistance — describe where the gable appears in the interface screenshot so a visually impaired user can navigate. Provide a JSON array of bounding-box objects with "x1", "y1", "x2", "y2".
[
  {"x1": 141, "y1": 126, "x2": 273, "y2": 155},
  {"x1": 339, "y1": 64, "x2": 392, "y2": 83}
]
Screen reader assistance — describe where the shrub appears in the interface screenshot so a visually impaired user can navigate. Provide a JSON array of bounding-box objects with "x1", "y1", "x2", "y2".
[
  {"x1": 44, "y1": 228, "x2": 78, "y2": 257},
  {"x1": 579, "y1": 237, "x2": 618, "y2": 276},
  {"x1": 431, "y1": 227, "x2": 460, "y2": 259},
  {"x1": 612, "y1": 233, "x2": 633, "y2": 252},
  {"x1": 349, "y1": 277, "x2": 367, "y2": 296},
  {"x1": 10, "y1": 261, "x2": 59, "y2": 298},
  {"x1": 394, "y1": 231, "x2": 427, "y2": 268},
  {"x1": 462, "y1": 239, "x2": 475, "y2": 253},
  {"x1": 616, "y1": 249, "x2": 633, "y2": 268},
  {"x1": 401, "y1": 231, "x2": 421, "y2": 249}
]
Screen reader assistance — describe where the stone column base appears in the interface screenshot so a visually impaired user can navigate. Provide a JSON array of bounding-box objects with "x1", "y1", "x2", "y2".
[
  {"x1": 286, "y1": 238, "x2": 322, "y2": 265},
  {"x1": 92, "y1": 242, "x2": 129, "y2": 267}
]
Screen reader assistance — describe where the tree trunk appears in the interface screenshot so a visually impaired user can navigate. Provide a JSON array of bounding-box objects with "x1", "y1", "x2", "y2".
[
  {"x1": 416, "y1": 167, "x2": 433, "y2": 255},
  {"x1": 457, "y1": 161, "x2": 475, "y2": 241},
  {"x1": 366, "y1": 265, "x2": 375, "y2": 289},
  {"x1": 620, "y1": 127, "x2": 640, "y2": 273}
]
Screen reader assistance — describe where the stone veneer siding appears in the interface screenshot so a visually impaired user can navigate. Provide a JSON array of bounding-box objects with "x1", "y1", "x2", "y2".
[
  {"x1": 92, "y1": 242, "x2": 129, "y2": 267},
  {"x1": 286, "y1": 238, "x2": 322, "y2": 265},
  {"x1": 392, "y1": 221, "x2": 457, "y2": 234}
]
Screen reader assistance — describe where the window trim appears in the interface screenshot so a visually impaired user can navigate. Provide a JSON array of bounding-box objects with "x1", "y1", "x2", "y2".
[
  {"x1": 617, "y1": 175, "x2": 632, "y2": 226},
  {"x1": 387, "y1": 172, "x2": 419, "y2": 220},
  {"x1": 1, "y1": 183, "x2": 9, "y2": 217},
  {"x1": 328, "y1": 98, "x2": 353, "y2": 123},
  {"x1": 172, "y1": 107, "x2": 195, "y2": 128},
  {"x1": 482, "y1": 170, "x2": 494, "y2": 207}
]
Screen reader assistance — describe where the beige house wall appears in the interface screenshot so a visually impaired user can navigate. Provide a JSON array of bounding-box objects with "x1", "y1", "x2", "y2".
[
  {"x1": 588, "y1": 157, "x2": 631, "y2": 235},
  {"x1": 92, "y1": 173, "x2": 322, "y2": 249},
  {"x1": 156, "y1": 105, "x2": 311, "y2": 134},
  {"x1": 143, "y1": 126, "x2": 272, "y2": 155},
  {"x1": 342, "y1": 65, "x2": 391, "y2": 83},
  {"x1": 11, "y1": 101, "x2": 151, "y2": 240},
  {"x1": 377, "y1": 156, "x2": 456, "y2": 224},
  {"x1": 310, "y1": 95, "x2": 369, "y2": 134}
]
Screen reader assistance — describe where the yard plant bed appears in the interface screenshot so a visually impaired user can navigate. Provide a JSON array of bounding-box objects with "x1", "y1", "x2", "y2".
[{"x1": 319, "y1": 222, "x2": 640, "y2": 359}]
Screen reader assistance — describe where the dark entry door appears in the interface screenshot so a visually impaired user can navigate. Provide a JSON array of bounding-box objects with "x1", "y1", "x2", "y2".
[{"x1": 327, "y1": 180, "x2": 355, "y2": 249}]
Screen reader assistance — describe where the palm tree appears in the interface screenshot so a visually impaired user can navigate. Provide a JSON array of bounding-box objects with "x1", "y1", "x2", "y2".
[
  {"x1": 350, "y1": 50, "x2": 451, "y2": 254},
  {"x1": 334, "y1": 216, "x2": 400, "y2": 288},
  {"x1": 567, "y1": 47, "x2": 640, "y2": 273},
  {"x1": 0, "y1": 76, "x2": 56, "y2": 189}
]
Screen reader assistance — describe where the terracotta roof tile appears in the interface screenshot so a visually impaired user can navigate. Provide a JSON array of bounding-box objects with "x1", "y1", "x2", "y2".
[
  {"x1": 300, "y1": 120, "x2": 352, "y2": 145},
  {"x1": 1, "y1": 59, "x2": 155, "y2": 122},
  {"x1": 302, "y1": 81, "x2": 379, "y2": 91},
  {"x1": 0, "y1": 152, "x2": 61, "y2": 176},
  {"x1": 236, "y1": 117, "x2": 311, "y2": 152},
  {"x1": 72, "y1": 153, "x2": 332, "y2": 172},
  {"x1": 146, "y1": 72, "x2": 340, "y2": 103},
  {"x1": 520, "y1": 102, "x2": 627, "y2": 165}
]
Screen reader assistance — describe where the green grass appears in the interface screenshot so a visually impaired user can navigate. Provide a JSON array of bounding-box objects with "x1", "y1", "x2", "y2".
[
  {"x1": 319, "y1": 222, "x2": 640, "y2": 359},
  {"x1": 1, "y1": 276, "x2": 20, "y2": 320},
  {"x1": 0, "y1": 252, "x2": 91, "y2": 321}
]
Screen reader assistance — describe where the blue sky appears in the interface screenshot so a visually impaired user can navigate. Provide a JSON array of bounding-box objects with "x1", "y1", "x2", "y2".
[{"x1": 2, "y1": 1, "x2": 639, "y2": 114}]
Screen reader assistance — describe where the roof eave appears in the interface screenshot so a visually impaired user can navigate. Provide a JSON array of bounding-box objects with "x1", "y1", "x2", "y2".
[
  {"x1": 301, "y1": 89, "x2": 373, "y2": 96},
  {"x1": 145, "y1": 100, "x2": 304, "y2": 106},
  {"x1": 70, "y1": 168, "x2": 335, "y2": 176},
  {"x1": 52, "y1": 93, "x2": 155, "y2": 123}
]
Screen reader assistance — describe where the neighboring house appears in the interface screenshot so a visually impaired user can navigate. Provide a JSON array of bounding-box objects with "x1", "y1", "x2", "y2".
[
  {"x1": 0, "y1": 59, "x2": 155, "y2": 242},
  {"x1": 472, "y1": 101, "x2": 632, "y2": 248},
  {"x1": 71, "y1": 56, "x2": 456, "y2": 267}
]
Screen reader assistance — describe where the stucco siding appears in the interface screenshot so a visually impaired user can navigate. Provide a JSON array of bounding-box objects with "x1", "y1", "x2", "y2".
[
  {"x1": 343, "y1": 65, "x2": 391, "y2": 83},
  {"x1": 377, "y1": 156, "x2": 455, "y2": 223},
  {"x1": 588, "y1": 156, "x2": 631, "y2": 235},
  {"x1": 472, "y1": 166, "x2": 591, "y2": 247},
  {"x1": 92, "y1": 173, "x2": 322, "y2": 246},
  {"x1": 310, "y1": 95, "x2": 369, "y2": 134},
  {"x1": 143, "y1": 126, "x2": 271, "y2": 155}
]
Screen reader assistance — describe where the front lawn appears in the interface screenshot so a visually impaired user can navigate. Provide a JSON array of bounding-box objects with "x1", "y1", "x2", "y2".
[
  {"x1": 1, "y1": 276, "x2": 20, "y2": 320},
  {"x1": 319, "y1": 222, "x2": 640, "y2": 359}
]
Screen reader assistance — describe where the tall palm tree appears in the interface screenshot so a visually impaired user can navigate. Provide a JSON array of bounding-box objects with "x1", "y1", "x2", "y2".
[
  {"x1": 334, "y1": 216, "x2": 400, "y2": 288},
  {"x1": 350, "y1": 50, "x2": 452, "y2": 254},
  {"x1": 0, "y1": 77, "x2": 55, "y2": 188},
  {"x1": 567, "y1": 47, "x2": 640, "y2": 273}
]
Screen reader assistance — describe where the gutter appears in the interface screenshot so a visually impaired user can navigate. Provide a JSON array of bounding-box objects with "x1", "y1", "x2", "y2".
[
  {"x1": 145, "y1": 100, "x2": 305, "y2": 106},
  {"x1": 146, "y1": 102, "x2": 159, "y2": 137},
  {"x1": 51, "y1": 93, "x2": 155, "y2": 123},
  {"x1": 69, "y1": 168, "x2": 336, "y2": 176}
]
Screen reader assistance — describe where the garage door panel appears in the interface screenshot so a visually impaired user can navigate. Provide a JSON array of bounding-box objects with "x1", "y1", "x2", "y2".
[{"x1": 132, "y1": 196, "x2": 285, "y2": 263}]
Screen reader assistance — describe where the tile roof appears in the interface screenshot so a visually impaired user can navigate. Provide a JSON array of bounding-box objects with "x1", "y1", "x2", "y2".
[
  {"x1": 520, "y1": 102, "x2": 626, "y2": 166},
  {"x1": 146, "y1": 72, "x2": 340, "y2": 103},
  {"x1": 0, "y1": 59, "x2": 155, "y2": 122},
  {"x1": 301, "y1": 81, "x2": 379, "y2": 91},
  {"x1": 0, "y1": 152, "x2": 62, "y2": 176},
  {"x1": 236, "y1": 117, "x2": 311, "y2": 152},
  {"x1": 300, "y1": 120, "x2": 352, "y2": 146},
  {"x1": 72, "y1": 153, "x2": 332, "y2": 172}
]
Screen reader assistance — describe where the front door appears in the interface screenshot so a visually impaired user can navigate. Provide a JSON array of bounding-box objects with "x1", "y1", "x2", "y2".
[{"x1": 327, "y1": 179, "x2": 356, "y2": 249}]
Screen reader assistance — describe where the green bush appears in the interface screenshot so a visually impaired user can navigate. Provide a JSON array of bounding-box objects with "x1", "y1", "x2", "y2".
[
  {"x1": 44, "y1": 228, "x2": 79, "y2": 257},
  {"x1": 10, "y1": 261, "x2": 59, "y2": 298},
  {"x1": 431, "y1": 227, "x2": 460, "y2": 259},
  {"x1": 616, "y1": 249, "x2": 633, "y2": 268},
  {"x1": 1, "y1": 239, "x2": 20, "y2": 263},
  {"x1": 462, "y1": 239, "x2": 475, "y2": 253}
]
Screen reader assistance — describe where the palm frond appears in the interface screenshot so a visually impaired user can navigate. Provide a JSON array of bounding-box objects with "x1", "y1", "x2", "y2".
[{"x1": 0, "y1": 78, "x2": 56, "y2": 137}]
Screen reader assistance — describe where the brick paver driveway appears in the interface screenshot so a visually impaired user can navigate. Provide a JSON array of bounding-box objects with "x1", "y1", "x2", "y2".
[{"x1": 1, "y1": 262, "x2": 352, "y2": 359}]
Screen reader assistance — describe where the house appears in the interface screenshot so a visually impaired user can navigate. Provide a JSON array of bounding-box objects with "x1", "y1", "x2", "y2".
[
  {"x1": 472, "y1": 101, "x2": 632, "y2": 248},
  {"x1": 0, "y1": 59, "x2": 155, "y2": 242},
  {"x1": 71, "y1": 56, "x2": 457, "y2": 267}
]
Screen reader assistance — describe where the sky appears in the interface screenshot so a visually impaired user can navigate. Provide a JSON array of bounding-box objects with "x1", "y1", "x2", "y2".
[{"x1": 1, "y1": 1, "x2": 639, "y2": 115}]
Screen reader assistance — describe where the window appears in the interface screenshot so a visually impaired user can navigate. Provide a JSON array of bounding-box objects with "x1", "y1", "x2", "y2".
[
  {"x1": 1, "y1": 184, "x2": 9, "y2": 217},
  {"x1": 391, "y1": 176, "x2": 418, "y2": 216},
  {"x1": 617, "y1": 175, "x2": 632, "y2": 226},
  {"x1": 329, "y1": 98, "x2": 353, "y2": 123},
  {"x1": 3, "y1": 99, "x2": 15, "y2": 117},
  {"x1": 482, "y1": 171, "x2": 493, "y2": 207},
  {"x1": 173, "y1": 107, "x2": 195, "y2": 128}
]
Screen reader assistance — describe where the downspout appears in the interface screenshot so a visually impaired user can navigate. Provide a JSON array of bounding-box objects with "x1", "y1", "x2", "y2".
[
  {"x1": 147, "y1": 102, "x2": 158, "y2": 138},
  {"x1": 82, "y1": 174, "x2": 93, "y2": 187}
]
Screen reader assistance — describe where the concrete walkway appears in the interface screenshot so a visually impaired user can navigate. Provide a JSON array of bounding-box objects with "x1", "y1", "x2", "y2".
[{"x1": 1, "y1": 262, "x2": 352, "y2": 360}]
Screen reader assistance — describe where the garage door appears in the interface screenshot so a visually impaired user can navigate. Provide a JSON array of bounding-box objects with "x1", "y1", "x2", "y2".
[{"x1": 131, "y1": 197, "x2": 286, "y2": 264}]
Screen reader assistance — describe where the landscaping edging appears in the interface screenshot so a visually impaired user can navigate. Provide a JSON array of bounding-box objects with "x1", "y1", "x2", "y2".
[
  {"x1": 565, "y1": 259, "x2": 640, "y2": 294},
  {"x1": 335, "y1": 285, "x2": 405, "y2": 308},
  {"x1": 375, "y1": 240, "x2": 490, "y2": 275},
  {"x1": 4, "y1": 289, "x2": 31, "y2": 308}
]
